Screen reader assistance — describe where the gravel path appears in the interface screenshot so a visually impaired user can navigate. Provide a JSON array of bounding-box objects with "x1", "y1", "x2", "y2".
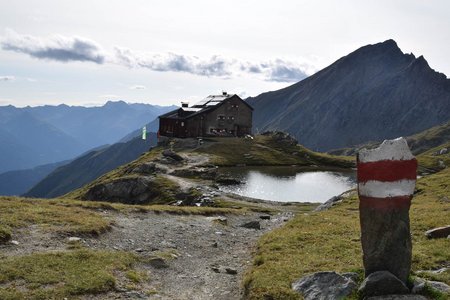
[{"x1": 1, "y1": 208, "x2": 294, "y2": 299}]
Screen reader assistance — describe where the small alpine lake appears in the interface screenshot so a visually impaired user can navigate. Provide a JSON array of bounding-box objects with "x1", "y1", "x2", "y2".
[{"x1": 218, "y1": 166, "x2": 356, "y2": 203}]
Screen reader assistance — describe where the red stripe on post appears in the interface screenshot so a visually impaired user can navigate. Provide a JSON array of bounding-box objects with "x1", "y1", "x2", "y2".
[
  {"x1": 357, "y1": 159, "x2": 417, "y2": 183},
  {"x1": 359, "y1": 195, "x2": 412, "y2": 211}
]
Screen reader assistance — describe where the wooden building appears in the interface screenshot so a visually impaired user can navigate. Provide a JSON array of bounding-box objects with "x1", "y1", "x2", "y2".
[{"x1": 158, "y1": 93, "x2": 253, "y2": 138}]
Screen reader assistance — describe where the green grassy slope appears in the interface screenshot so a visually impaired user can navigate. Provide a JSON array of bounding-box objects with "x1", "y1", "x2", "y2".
[
  {"x1": 243, "y1": 168, "x2": 450, "y2": 299},
  {"x1": 194, "y1": 134, "x2": 354, "y2": 168},
  {"x1": 417, "y1": 141, "x2": 450, "y2": 173}
]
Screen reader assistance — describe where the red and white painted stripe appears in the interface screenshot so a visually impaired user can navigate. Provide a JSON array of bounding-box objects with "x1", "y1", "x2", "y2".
[{"x1": 357, "y1": 138, "x2": 417, "y2": 210}]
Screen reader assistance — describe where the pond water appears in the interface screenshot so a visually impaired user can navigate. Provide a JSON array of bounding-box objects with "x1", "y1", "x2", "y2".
[{"x1": 218, "y1": 167, "x2": 356, "y2": 203}]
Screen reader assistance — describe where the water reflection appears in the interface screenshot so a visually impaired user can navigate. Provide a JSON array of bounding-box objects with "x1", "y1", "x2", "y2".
[{"x1": 219, "y1": 167, "x2": 355, "y2": 203}]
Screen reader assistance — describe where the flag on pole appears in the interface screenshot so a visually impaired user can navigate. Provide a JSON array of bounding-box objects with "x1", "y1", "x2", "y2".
[{"x1": 142, "y1": 126, "x2": 147, "y2": 140}]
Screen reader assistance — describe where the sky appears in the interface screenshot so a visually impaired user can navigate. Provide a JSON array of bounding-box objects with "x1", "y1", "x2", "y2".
[{"x1": 0, "y1": 0, "x2": 449, "y2": 107}]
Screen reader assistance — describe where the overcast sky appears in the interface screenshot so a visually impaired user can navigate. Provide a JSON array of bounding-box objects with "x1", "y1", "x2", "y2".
[{"x1": 1, "y1": 0, "x2": 449, "y2": 107}]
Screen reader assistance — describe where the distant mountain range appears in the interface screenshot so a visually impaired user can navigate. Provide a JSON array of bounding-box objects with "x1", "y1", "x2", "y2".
[
  {"x1": 247, "y1": 39, "x2": 450, "y2": 151},
  {"x1": 0, "y1": 160, "x2": 69, "y2": 196},
  {"x1": 24, "y1": 134, "x2": 157, "y2": 198},
  {"x1": 0, "y1": 101, "x2": 175, "y2": 172}
]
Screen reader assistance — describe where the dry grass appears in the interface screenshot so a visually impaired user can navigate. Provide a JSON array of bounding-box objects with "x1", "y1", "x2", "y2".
[
  {"x1": 0, "y1": 196, "x2": 111, "y2": 237},
  {"x1": 0, "y1": 249, "x2": 137, "y2": 299}
]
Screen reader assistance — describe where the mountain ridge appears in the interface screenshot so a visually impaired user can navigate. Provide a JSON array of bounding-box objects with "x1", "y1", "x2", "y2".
[
  {"x1": 0, "y1": 101, "x2": 175, "y2": 172},
  {"x1": 247, "y1": 39, "x2": 450, "y2": 151}
]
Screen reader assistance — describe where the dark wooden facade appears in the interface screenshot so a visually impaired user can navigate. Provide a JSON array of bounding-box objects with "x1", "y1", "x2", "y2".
[{"x1": 159, "y1": 94, "x2": 253, "y2": 138}]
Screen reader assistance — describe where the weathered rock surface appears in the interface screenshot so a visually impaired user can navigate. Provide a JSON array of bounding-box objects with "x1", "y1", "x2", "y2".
[
  {"x1": 240, "y1": 221, "x2": 261, "y2": 230},
  {"x1": 425, "y1": 225, "x2": 450, "y2": 239},
  {"x1": 360, "y1": 208, "x2": 412, "y2": 282},
  {"x1": 315, "y1": 190, "x2": 355, "y2": 211},
  {"x1": 131, "y1": 162, "x2": 164, "y2": 175},
  {"x1": 292, "y1": 271, "x2": 357, "y2": 300},
  {"x1": 162, "y1": 149, "x2": 184, "y2": 161},
  {"x1": 412, "y1": 276, "x2": 450, "y2": 295},
  {"x1": 358, "y1": 271, "x2": 410, "y2": 297},
  {"x1": 84, "y1": 176, "x2": 173, "y2": 204},
  {"x1": 147, "y1": 257, "x2": 169, "y2": 269},
  {"x1": 428, "y1": 281, "x2": 450, "y2": 294}
]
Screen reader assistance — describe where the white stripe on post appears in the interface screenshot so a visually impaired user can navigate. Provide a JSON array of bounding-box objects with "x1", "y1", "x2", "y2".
[{"x1": 358, "y1": 180, "x2": 416, "y2": 198}]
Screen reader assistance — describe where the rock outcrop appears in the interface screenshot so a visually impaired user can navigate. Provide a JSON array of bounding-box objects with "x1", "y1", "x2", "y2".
[
  {"x1": 292, "y1": 271, "x2": 358, "y2": 299},
  {"x1": 84, "y1": 176, "x2": 177, "y2": 204}
]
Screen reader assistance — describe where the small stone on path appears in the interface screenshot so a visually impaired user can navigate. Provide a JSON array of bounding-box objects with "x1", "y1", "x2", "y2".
[
  {"x1": 68, "y1": 237, "x2": 81, "y2": 242},
  {"x1": 240, "y1": 221, "x2": 261, "y2": 230},
  {"x1": 225, "y1": 268, "x2": 237, "y2": 275},
  {"x1": 148, "y1": 257, "x2": 169, "y2": 269}
]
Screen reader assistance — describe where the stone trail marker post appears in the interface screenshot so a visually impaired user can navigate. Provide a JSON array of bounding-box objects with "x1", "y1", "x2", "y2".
[{"x1": 357, "y1": 138, "x2": 417, "y2": 284}]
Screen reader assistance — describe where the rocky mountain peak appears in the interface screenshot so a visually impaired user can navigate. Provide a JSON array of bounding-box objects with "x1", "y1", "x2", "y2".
[{"x1": 248, "y1": 40, "x2": 450, "y2": 151}]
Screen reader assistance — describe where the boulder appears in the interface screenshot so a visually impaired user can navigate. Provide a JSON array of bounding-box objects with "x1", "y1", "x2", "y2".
[
  {"x1": 162, "y1": 149, "x2": 184, "y2": 161},
  {"x1": 84, "y1": 176, "x2": 174, "y2": 204},
  {"x1": 316, "y1": 190, "x2": 356, "y2": 211},
  {"x1": 147, "y1": 257, "x2": 169, "y2": 269},
  {"x1": 225, "y1": 268, "x2": 238, "y2": 275},
  {"x1": 426, "y1": 281, "x2": 450, "y2": 294},
  {"x1": 439, "y1": 148, "x2": 448, "y2": 155},
  {"x1": 292, "y1": 271, "x2": 357, "y2": 300},
  {"x1": 240, "y1": 221, "x2": 261, "y2": 230},
  {"x1": 358, "y1": 271, "x2": 410, "y2": 297},
  {"x1": 425, "y1": 225, "x2": 450, "y2": 239}
]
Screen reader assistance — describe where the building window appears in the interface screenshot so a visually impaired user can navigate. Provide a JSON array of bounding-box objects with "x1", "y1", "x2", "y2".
[
  {"x1": 228, "y1": 116, "x2": 235, "y2": 120},
  {"x1": 181, "y1": 122, "x2": 185, "y2": 127},
  {"x1": 231, "y1": 104, "x2": 238, "y2": 108},
  {"x1": 217, "y1": 115, "x2": 225, "y2": 120}
]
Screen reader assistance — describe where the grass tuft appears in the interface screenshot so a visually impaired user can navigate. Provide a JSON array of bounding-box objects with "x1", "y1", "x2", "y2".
[
  {"x1": 0, "y1": 225, "x2": 12, "y2": 244},
  {"x1": 0, "y1": 249, "x2": 137, "y2": 299},
  {"x1": 0, "y1": 196, "x2": 111, "y2": 236}
]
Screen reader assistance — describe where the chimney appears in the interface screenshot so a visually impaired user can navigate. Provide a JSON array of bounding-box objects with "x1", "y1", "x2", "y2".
[
  {"x1": 222, "y1": 91, "x2": 227, "y2": 96},
  {"x1": 181, "y1": 102, "x2": 189, "y2": 108}
]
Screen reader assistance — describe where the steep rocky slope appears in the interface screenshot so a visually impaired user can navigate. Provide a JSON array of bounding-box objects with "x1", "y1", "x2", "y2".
[
  {"x1": 25, "y1": 135, "x2": 157, "y2": 198},
  {"x1": 247, "y1": 40, "x2": 450, "y2": 151}
]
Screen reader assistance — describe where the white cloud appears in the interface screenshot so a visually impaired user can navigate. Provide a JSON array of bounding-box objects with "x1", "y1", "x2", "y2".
[
  {"x1": 114, "y1": 47, "x2": 313, "y2": 82},
  {"x1": 0, "y1": 75, "x2": 15, "y2": 82},
  {"x1": 114, "y1": 47, "x2": 232, "y2": 78},
  {"x1": 1, "y1": 29, "x2": 106, "y2": 64},
  {"x1": 1, "y1": 30, "x2": 316, "y2": 82}
]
